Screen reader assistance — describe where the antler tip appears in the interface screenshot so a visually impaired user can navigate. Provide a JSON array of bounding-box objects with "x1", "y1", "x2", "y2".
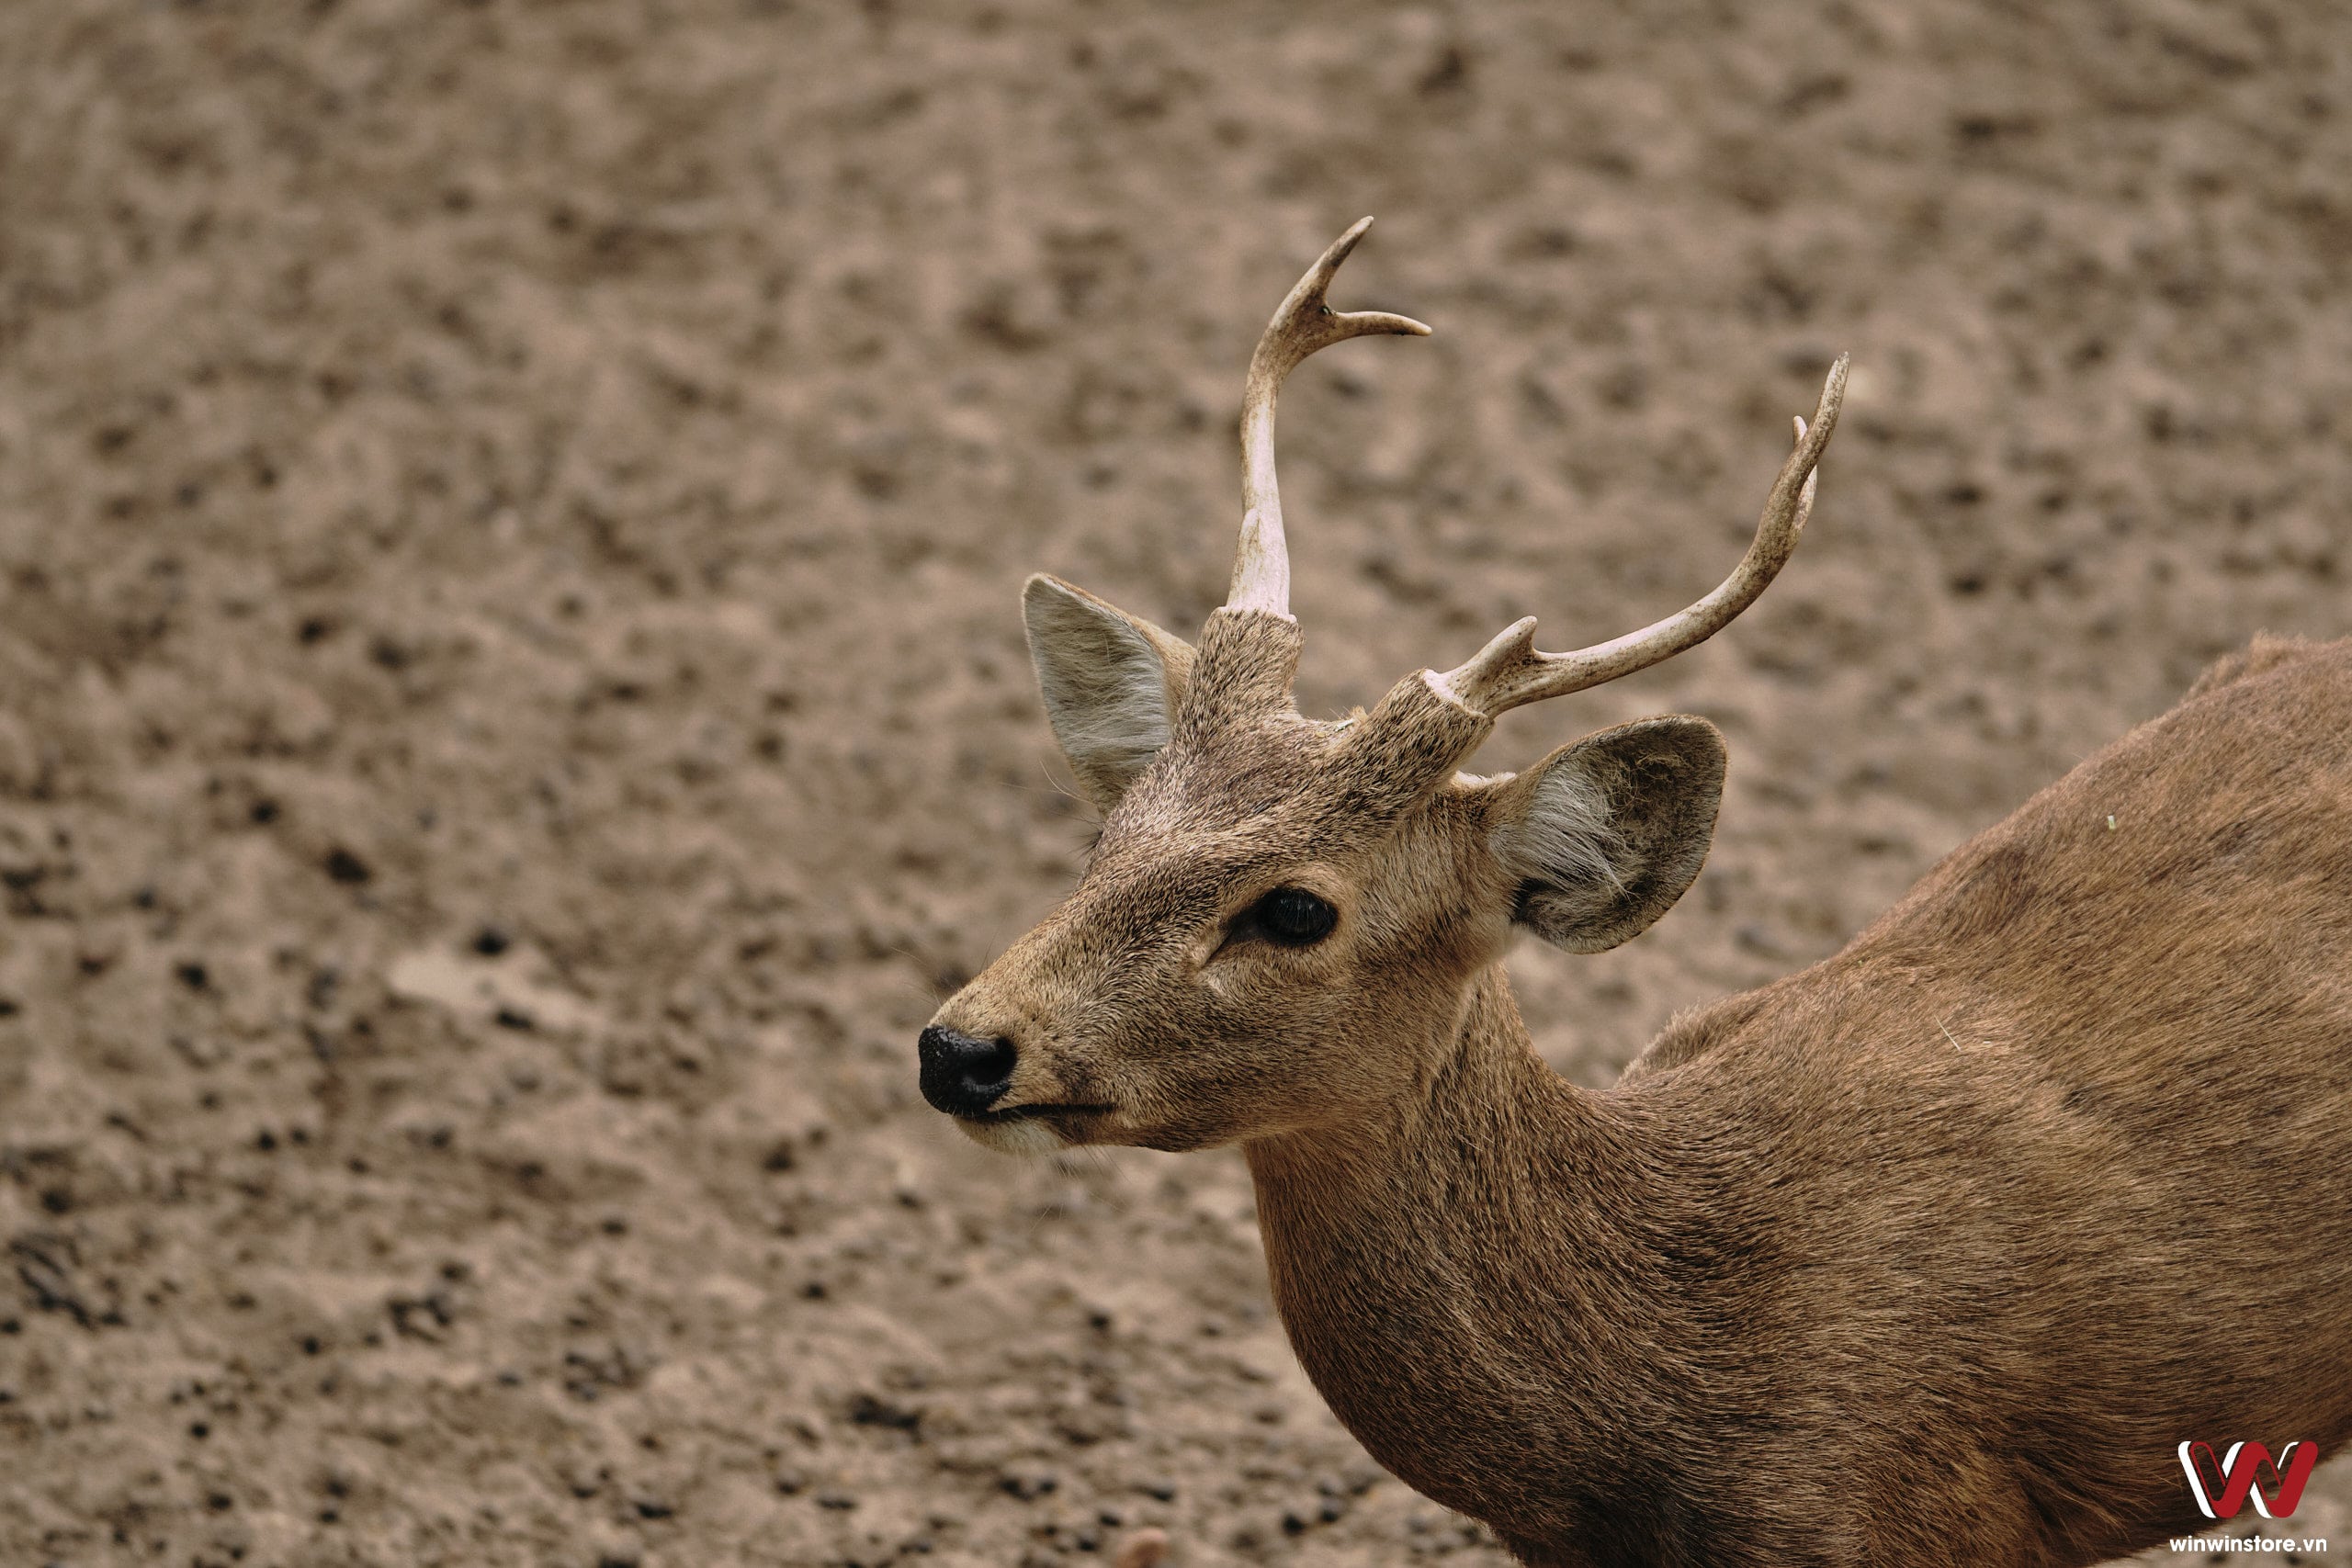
[
  {"x1": 1318, "y1": 218, "x2": 1378, "y2": 277},
  {"x1": 1472, "y1": 615, "x2": 1542, "y2": 669},
  {"x1": 1348, "y1": 310, "x2": 1432, "y2": 339},
  {"x1": 1788, "y1": 354, "x2": 1849, "y2": 464}
]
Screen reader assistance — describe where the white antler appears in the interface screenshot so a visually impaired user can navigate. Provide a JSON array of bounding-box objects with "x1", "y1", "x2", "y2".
[
  {"x1": 1431, "y1": 355, "x2": 1849, "y2": 716},
  {"x1": 1227, "y1": 218, "x2": 1431, "y2": 617}
]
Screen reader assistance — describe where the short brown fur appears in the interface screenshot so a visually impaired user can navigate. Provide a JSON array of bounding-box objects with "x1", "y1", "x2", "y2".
[{"x1": 922, "y1": 231, "x2": 2352, "y2": 1566}]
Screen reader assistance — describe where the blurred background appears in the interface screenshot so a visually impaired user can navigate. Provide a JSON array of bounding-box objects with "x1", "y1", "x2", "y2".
[{"x1": 0, "y1": 2, "x2": 2346, "y2": 1564}]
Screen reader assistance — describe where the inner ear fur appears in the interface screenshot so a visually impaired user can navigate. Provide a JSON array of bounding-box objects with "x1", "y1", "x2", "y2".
[
  {"x1": 1486, "y1": 716, "x2": 1727, "y2": 953},
  {"x1": 1023, "y1": 575, "x2": 1195, "y2": 811}
]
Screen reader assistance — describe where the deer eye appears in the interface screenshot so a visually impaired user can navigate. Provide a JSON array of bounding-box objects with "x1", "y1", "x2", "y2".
[{"x1": 1245, "y1": 886, "x2": 1338, "y2": 947}]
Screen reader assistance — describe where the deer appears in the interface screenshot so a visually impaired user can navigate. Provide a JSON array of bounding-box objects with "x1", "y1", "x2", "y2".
[{"x1": 915, "y1": 219, "x2": 2352, "y2": 1567}]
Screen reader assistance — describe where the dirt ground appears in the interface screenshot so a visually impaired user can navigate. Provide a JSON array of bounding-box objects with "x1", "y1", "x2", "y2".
[{"x1": 1, "y1": 2, "x2": 2347, "y2": 1565}]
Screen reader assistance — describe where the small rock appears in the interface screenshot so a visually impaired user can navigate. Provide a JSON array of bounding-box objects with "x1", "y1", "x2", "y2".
[
  {"x1": 1001, "y1": 1471, "x2": 1058, "y2": 1501},
  {"x1": 1112, "y1": 1529, "x2": 1169, "y2": 1568}
]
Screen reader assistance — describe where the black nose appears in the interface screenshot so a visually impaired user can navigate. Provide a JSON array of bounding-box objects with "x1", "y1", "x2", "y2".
[{"x1": 917, "y1": 1025, "x2": 1018, "y2": 1117}]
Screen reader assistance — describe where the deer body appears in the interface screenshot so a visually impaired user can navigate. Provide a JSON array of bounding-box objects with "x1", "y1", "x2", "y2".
[
  {"x1": 919, "y1": 224, "x2": 2352, "y2": 1565},
  {"x1": 1250, "y1": 636, "x2": 2352, "y2": 1567}
]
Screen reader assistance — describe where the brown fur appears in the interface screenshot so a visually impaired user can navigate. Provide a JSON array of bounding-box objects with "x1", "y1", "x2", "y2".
[{"x1": 934, "y1": 600, "x2": 2352, "y2": 1566}]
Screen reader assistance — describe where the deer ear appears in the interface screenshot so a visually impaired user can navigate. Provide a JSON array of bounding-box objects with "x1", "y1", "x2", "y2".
[
  {"x1": 1486, "y1": 716, "x2": 1726, "y2": 953},
  {"x1": 1023, "y1": 575, "x2": 1196, "y2": 811}
]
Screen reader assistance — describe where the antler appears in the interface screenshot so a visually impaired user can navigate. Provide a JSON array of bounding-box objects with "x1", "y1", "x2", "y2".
[
  {"x1": 1227, "y1": 218, "x2": 1431, "y2": 617},
  {"x1": 1430, "y1": 355, "x2": 1849, "y2": 717}
]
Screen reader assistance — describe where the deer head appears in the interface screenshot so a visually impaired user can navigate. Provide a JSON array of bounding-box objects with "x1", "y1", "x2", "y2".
[{"x1": 922, "y1": 219, "x2": 1847, "y2": 1156}]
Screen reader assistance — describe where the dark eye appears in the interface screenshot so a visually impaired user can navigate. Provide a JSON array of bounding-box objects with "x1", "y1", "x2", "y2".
[{"x1": 1247, "y1": 886, "x2": 1338, "y2": 947}]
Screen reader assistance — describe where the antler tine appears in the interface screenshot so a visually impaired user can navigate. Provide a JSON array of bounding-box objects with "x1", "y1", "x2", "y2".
[
  {"x1": 1432, "y1": 355, "x2": 1850, "y2": 717},
  {"x1": 1227, "y1": 218, "x2": 1432, "y2": 618}
]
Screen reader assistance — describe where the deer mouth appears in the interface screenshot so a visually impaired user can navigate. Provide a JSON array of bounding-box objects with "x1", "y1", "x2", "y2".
[{"x1": 967, "y1": 1101, "x2": 1114, "y2": 1125}]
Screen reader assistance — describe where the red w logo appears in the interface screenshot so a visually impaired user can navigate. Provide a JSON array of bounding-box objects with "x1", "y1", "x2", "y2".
[{"x1": 2177, "y1": 1440, "x2": 2318, "y2": 1520}]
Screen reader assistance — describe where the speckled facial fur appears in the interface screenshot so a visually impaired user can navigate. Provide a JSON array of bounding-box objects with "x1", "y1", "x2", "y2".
[{"x1": 933, "y1": 594, "x2": 1725, "y2": 1155}]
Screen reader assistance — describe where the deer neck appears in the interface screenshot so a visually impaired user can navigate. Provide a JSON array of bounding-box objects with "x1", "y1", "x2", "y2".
[{"x1": 1242, "y1": 964, "x2": 1705, "y2": 1549}]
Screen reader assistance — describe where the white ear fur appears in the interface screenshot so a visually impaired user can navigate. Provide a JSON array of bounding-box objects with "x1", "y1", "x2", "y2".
[
  {"x1": 1023, "y1": 576, "x2": 1193, "y2": 811},
  {"x1": 1487, "y1": 716, "x2": 1726, "y2": 954},
  {"x1": 1493, "y1": 767, "x2": 1628, "y2": 899}
]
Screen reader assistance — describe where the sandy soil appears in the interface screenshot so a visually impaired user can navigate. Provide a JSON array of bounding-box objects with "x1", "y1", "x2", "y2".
[{"x1": 2, "y1": 2, "x2": 2347, "y2": 1564}]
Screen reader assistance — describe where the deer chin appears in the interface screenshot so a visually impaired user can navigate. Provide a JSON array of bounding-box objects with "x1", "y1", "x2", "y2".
[
  {"x1": 954, "y1": 1103, "x2": 1111, "y2": 1156},
  {"x1": 956, "y1": 1117, "x2": 1067, "y2": 1156}
]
